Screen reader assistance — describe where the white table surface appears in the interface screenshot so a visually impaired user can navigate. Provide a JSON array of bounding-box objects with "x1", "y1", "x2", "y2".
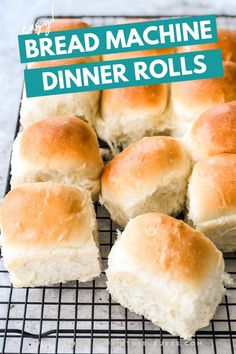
[{"x1": 0, "y1": 0, "x2": 236, "y2": 199}]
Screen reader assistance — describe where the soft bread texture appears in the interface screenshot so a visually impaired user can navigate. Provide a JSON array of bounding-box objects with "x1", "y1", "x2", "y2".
[
  {"x1": 20, "y1": 19, "x2": 100, "y2": 127},
  {"x1": 29, "y1": 57, "x2": 91, "y2": 68},
  {"x1": 177, "y1": 28, "x2": 236, "y2": 62},
  {"x1": 20, "y1": 85, "x2": 100, "y2": 128},
  {"x1": 96, "y1": 48, "x2": 171, "y2": 148},
  {"x1": 186, "y1": 101, "x2": 236, "y2": 161},
  {"x1": 171, "y1": 61, "x2": 236, "y2": 136},
  {"x1": 0, "y1": 183, "x2": 101, "y2": 287},
  {"x1": 100, "y1": 136, "x2": 191, "y2": 227},
  {"x1": 188, "y1": 154, "x2": 236, "y2": 252},
  {"x1": 10, "y1": 116, "x2": 104, "y2": 199},
  {"x1": 106, "y1": 213, "x2": 227, "y2": 339}
]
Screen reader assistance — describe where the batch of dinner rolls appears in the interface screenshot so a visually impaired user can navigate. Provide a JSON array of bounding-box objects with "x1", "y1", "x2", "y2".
[{"x1": 1, "y1": 18, "x2": 236, "y2": 340}]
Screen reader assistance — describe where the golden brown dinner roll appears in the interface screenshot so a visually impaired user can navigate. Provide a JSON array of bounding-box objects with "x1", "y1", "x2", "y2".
[
  {"x1": 107, "y1": 213, "x2": 228, "y2": 339},
  {"x1": 100, "y1": 136, "x2": 191, "y2": 227},
  {"x1": 177, "y1": 28, "x2": 236, "y2": 62},
  {"x1": 186, "y1": 101, "x2": 236, "y2": 160},
  {"x1": 11, "y1": 116, "x2": 104, "y2": 199},
  {"x1": 20, "y1": 19, "x2": 100, "y2": 127},
  {"x1": 188, "y1": 154, "x2": 236, "y2": 252},
  {"x1": 96, "y1": 46, "x2": 172, "y2": 148},
  {"x1": 0, "y1": 182, "x2": 101, "y2": 287},
  {"x1": 171, "y1": 61, "x2": 236, "y2": 136}
]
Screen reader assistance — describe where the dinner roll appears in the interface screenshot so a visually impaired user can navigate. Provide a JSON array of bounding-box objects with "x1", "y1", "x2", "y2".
[
  {"x1": 100, "y1": 136, "x2": 191, "y2": 227},
  {"x1": 188, "y1": 154, "x2": 236, "y2": 252},
  {"x1": 106, "y1": 213, "x2": 228, "y2": 339},
  {"x1": 38, "y1": 18, "x2": 90, "y2": 33},
  {"x1": 177, "y1": 28, "x2": 236, "y2": 62},
  {"x1": 0, "y1": 182, "x2": 101, "y2": 287},
  {"x1": 96, "y1": 48, "x2": 171, "y2": 148},
  {"x1": 109, "y1": 18, "x2": 176, "y2": 58},
  {"x1": 171, "y1": 61, "x2": 236, "y2": 136},
  {"x1": 10, "y1": 116, "x2": 104, "y2": 200},
  {"x1": 20, "y1": 19, "x2": 100, "y2": 127},
  {"x1": 186, "y1": 101, "x2": 236, "y2": 161}
]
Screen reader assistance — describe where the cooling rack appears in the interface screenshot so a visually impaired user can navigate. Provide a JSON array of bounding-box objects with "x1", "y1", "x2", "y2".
[{"x1": 1, "y1": 15, "x2": 236, "y2": 354}]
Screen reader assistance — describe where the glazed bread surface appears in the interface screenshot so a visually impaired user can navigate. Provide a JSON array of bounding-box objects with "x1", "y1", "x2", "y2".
[{"x1": 20, "y1": 19, "x2": 100, "y2": 127}]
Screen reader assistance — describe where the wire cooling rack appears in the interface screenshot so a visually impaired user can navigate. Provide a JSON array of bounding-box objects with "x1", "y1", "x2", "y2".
[{"x1": 1, "y1": 15, "x2": 236, "y2": 354}]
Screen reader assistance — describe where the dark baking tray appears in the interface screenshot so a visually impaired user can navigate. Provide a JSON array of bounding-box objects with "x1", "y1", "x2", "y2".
[{"x1": 0, "y1": 15, "x2": 236, "y2": 354}]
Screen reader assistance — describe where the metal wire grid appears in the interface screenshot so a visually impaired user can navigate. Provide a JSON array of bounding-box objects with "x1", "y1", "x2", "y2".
[{"x1": 1, "y1": 14, "x2": 236, "y2": 354}]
